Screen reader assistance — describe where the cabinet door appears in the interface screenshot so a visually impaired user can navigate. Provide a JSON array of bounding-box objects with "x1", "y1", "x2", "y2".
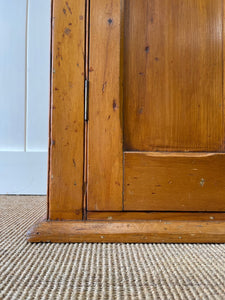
[{"x1": 88, "y1": 0, "x2": 225, "y2": 212}]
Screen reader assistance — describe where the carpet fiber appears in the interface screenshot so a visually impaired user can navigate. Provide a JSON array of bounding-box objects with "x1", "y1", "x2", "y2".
[{"x1": 1, "y1": 195, "x2": 225, "y2": 299}]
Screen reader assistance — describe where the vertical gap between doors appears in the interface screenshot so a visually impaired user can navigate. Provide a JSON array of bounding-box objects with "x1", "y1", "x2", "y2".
[
  {"x1": 83, "y1": 0, "x2": 90, "y2": 220},
  {"x1": 121, "y1": 0, "x2": 125, "y2": 211}
]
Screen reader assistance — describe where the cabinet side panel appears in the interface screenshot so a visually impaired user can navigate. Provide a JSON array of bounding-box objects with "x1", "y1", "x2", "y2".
[
  {"x1": 48, "y1": 0, "x2": 85, "y2": 220},
  {"x1": 88, "y1": 0, "x2": 123, "y2": 211}
]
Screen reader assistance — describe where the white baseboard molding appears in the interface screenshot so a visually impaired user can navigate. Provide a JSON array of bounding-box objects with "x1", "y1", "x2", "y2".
[{"x1": 0, "y1": 151, "x2": 48, "y2": 194}]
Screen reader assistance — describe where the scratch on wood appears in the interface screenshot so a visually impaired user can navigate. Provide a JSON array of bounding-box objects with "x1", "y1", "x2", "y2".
[
  {"x1": 73, "y1": 159, "x2": 76, "y2": 168},
  {"x1": 65, "y1": 2, "x2": 72, "y2": 14},
  {"x1": 113, "y1": 99, "x2": 118, "y2": 111},
  {"x1": 102, "y1": 81, "x2": 107, "y2": 94},
  {"x1": 200, "y1": 178, "x2": 205, "y2": 187}
]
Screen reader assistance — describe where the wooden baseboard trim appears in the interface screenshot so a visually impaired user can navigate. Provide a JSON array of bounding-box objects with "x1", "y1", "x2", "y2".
[{"x1": 27, "y1": 220, "x2": 225, "y2": 243}]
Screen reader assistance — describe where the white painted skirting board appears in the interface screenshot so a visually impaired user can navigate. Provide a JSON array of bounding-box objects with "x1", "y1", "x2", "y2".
[{"x1": 0, "y1": 152, "x2": 48, "y2": 195}]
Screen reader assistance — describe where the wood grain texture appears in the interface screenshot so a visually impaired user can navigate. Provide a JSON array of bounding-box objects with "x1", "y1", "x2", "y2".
[
  {"x1": 88, "y1": 0, "x2": 123, "y2": 211},
  {"x1": 48, "y1": 0, "x2": 85, "y2": 220},
  {"x1": 124, "y1": 152, "x2": 225, "y2": 211},
  {"x1": 123, "y1": 0, "x2": 224, "y2": 151},
  {"x1": 27, "y1": 220, "x2": 225, "y2": 243},
  {"x1": 87, "y1": 212, "x2": 225, "y2": 221}
]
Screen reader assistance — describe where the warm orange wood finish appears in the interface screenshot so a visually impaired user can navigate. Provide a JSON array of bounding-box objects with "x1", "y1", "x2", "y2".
[
  {"x1": 88, "y1": 0, "x2": 123, "y2": 211},
  {"x1": 124, "y1": 0, "x2": 224, "y2": 152},
  {"x1": 124, "y1": 152, "x2": 225, "y2": 211},
  {"x1": 28, "y1": 0, "x2": 225, "y2": 243},
  {"x1": 87, "y1": 0, "x2": 225, "y2": 213},
  {"x1": 87, "y1": 212, "x2": 225, "y2": 221},
  {"x1": 48, "y1": 0, "x2": 85, "y2": 220},
  {"x1": 27, "y1": 220, "x2": 225, "y2": 243}
]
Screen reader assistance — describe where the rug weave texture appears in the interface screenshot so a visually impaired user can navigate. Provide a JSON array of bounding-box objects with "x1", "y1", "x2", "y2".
[{"x1": 1, "y1": 195, "x2": 225, "y2": 300}]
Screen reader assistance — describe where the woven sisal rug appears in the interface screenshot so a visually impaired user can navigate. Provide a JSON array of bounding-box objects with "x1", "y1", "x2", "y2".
[{"x1": 1, "y1": 195, "x2": 225, "y2": 299}]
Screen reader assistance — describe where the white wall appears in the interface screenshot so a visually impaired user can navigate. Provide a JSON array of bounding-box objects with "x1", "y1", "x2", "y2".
[{"x1": 0, "y1": 0, "x2": 51, "y2": 194}]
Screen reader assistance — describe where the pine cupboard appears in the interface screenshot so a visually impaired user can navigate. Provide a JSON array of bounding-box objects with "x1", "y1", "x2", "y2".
[{"x1": 27, "y1": 0, "x2": 225, "y2": 243}]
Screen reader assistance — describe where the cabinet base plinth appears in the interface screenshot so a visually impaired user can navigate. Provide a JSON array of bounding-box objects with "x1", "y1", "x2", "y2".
[{"x1": 27, "y1": 220, "x2": 225, "y2": 243}]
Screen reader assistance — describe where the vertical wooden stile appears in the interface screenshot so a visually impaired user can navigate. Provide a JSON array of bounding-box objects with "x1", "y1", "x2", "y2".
[
  {"x1": 48, "y1": 0, "x2": 85, "y2": 220},
  {"x1": 88, "y1": 0, "x2": 124, "y2": 211}
]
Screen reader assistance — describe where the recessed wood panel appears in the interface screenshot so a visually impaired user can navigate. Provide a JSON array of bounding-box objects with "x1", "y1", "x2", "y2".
[
  {"x1": 124, "y1": 152, "x2": 225, "y2": 211},
  {"x1": 123, "y1": 0, "x2": 224, "y2": 151}
]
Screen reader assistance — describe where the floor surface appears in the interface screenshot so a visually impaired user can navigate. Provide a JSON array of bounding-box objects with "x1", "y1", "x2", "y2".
[{"x1": 1, "y1": 195, "x2": 225, "y2": 299}]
